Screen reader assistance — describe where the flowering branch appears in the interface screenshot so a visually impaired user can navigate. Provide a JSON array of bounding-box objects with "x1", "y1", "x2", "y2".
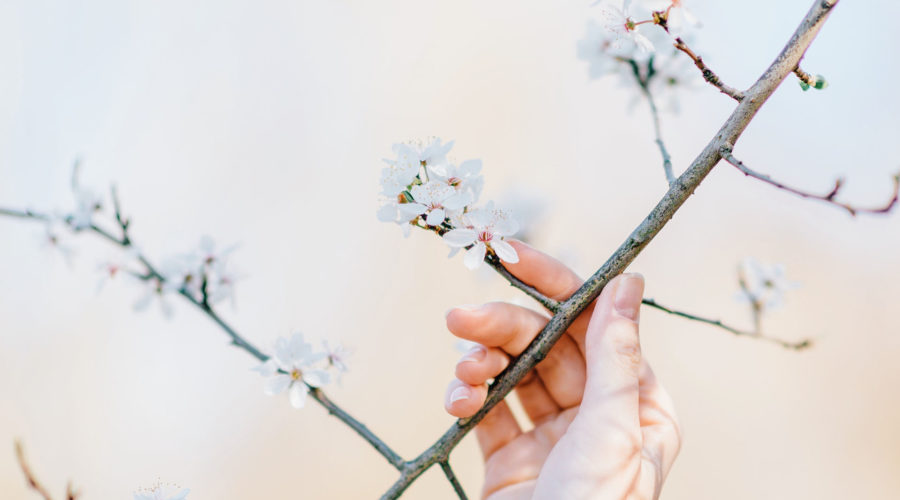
[
  {"x1": 721, "y1": 146, "x2": 900, "y2": 216},
  {"x1": 673, "y1": 36, "x2": 745, "y2": 101},
  {"x1": 15, "y1": 441, "x2": 78, "y2": 500},
  {"x1": 381, "y1": 1, "x2": 840, "y2": 496},
  {"x1": 627, "y1": 58, "x2": 677, "y2": 184},
  {"x1": 0, "y1": 205, "x2": 406, "y2": 472}
]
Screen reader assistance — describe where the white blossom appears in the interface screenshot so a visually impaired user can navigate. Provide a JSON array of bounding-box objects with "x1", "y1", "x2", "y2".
[
  {"x1": 255, "y1": 333, "x2": 330, "y2": 409},
  {"x1": 736, "y1": 257, "x2": 799, "y2": 309},
  {"x1": 443, "y1": 202, "x2": 520, "y2": 270},
  {"x1": 427, "y1": 159, "x2": 485, "y2": 204},
  {"x1": 134, "y1": 483, "x2": 189, "y2": 500},
  {"x1": 133, "y1": 277, "x2": 175, "y2": 319},
  {"x1": 596, "y1": 0, "x2": 655, "y2": 53},
  {"x1": 401, "y1": 181, "x2": 472, "y2": 227}
]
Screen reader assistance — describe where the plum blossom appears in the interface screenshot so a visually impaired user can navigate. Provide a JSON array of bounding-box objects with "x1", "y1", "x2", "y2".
[
  {"x1": 596, "y1": 0, "x2": 654, "y2": 53},
  {"x1": 133, "y1": 277, "x2": 175, "y2": 319},
  {"x1": 401, "y1": 181, "x2": 472, "y2": 227},
  {"x1": 443, "y1": 202, "x2": 520, "y2": 270},
  {"x1": 134, "y1": 483, "x2": 189, "y2": 500},
  {"x1": 255, "y1": 333, "x2": 330, "y2": 409},
  {"x1": 736, "y1": 257, "x2": 799, "y2": 309},
  {"x1": 427, "y1": 159, "x2": 485, "y2": 203}
]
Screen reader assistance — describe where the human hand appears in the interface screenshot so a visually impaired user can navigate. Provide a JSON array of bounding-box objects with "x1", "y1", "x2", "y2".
[{"x1": 444, "y1": 241, "x2": 680, "y2": 499}]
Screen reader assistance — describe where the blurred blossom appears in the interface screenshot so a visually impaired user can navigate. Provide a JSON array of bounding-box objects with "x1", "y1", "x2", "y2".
[
  {"x1": 40, "y1": 217, "x2": 76, "y2": 265},
  {"x1": 133, "y1": 483, "x2": 189, "y2": 500},
  {"x1": 595, "y1": 1, "x2": 655, "y2": 53},
  {"x1": 736, "y1": 257, "x2": 799, "y2": 310},
  {"x1": 133, "y1": 277, "x2": 175, "y2": 319},
  {"x1": 255, "y1": 332, "x2": 331, "y2": 409}
]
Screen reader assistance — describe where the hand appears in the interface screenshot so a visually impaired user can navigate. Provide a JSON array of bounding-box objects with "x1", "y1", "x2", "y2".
[{"x1": 444, "y1": 241, "x2": 680, "y2": 500}]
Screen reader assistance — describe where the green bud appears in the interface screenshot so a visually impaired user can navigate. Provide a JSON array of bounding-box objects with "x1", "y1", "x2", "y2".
[
  {"x1": 798, "y1": 80, "x2": 810, "y2": 91},
  {"x1": 813, "y1": 75, "x2": 828, "y2": 90}
]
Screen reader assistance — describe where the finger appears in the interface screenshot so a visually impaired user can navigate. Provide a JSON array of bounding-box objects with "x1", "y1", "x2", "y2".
[
  {"x1": 455, "y1": 346, "x2": 509, "y2": 386},
  {"x1": 447, "y1": 303, "x2": 586, "y2": 408},
  {"x1": 514, "y1": 371, "x2": 561, "y2": 424},
  {"x1": 502, "y1": 241, "x2": 594, "y2": 352},
  {"x1": 571, "y1": 274, "x2": 646, "y2": 468},
  {"x1": 638, "y1": 359, "x2": 681, "y2": 478},
  {"x1": 444, "y1": 379, "x2": 488, "y2": 418},
  {"x1": 474, "y1": 400, "x2": 523, "y2": 461}
]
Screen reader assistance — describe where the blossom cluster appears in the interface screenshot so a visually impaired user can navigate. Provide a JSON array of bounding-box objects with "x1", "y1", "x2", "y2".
[
  {"x1": 736, "y1": 257, "x2": 798, "y2": 311},
  {"x1": 578, "y1": 0, "x2": 703, "y2": 110},
  {"x1": 254, "y1": 332, "x2": 350, "y2": 409},
  {"x1": 378, "y1": 138, "x2": 520, "y2": 270}
]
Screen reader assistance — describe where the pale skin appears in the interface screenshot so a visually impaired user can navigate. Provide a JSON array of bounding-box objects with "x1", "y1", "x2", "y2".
[{"x1": 444, "y1": 241, "x2": 681, "y2": 499}]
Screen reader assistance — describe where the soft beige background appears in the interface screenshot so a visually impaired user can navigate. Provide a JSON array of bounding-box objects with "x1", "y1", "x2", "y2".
[{"x1": 1, "y1": 0, "x2": 898, "y2": 498}]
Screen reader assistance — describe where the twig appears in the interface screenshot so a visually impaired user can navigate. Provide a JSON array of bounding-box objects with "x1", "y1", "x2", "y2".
[
  {"x1": 0, "y1": 206, "x2": 406, "y2": 472},
  {"x1": 641, "y1": 298, "x2": 812, "y2": 350},
  {"x1": 382, "y1": 1, "x2": 840, "y2": 497},
  {"x1": 627, "y1": 58, "x2": 676, "y2": 185},
  {"x1": 793, "y1": 66, "x2": 827, "y2": 90},
  {"x1": 439, "y1": 461, "x2": 469, "y2": 500},
  {"x1": 15, "y1": 441, "x2": 56, "y2": 500},
  {"x1": 721, "y1": 146, "x2": 900, "y2": 216},
  {"x1": 673, "y1": 37, "x2": 745, "y2": 102}
]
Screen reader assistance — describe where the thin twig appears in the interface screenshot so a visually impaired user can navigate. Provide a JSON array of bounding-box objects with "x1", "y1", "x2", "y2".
[
  {"x1": 0, "y1": 206, "x2": 406, "y2": 472},
  {"x1": 721, "y1": 146, "x2": 900, "y2": 216},
  {"x1": 628, "y1": 58, "x2": 676, "y2": 185},
  {"x1": 641, "y1": 298, "x2": 812, "y2": 350},
  {"x1": 439, "y1": 461, "x2": 469, "y2": 500},
  {"x1": 382, "y1": 1, "x2": 840, "y2": 496},
  {"x1": 15, "y1": 441, "x2": 56, "y2": 500},
  {"x1": 673, "y1": 37, "x2": 745, "y2": 102}
]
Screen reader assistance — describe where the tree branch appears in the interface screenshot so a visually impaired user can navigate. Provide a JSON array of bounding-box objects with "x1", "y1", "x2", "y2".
[
  {"x1": 439, "y1": 461, "x2": 469, "y2": 500},
  {"x1": 0, "y1": 206, "x2": 406, "y2": 472},
  {"x1": 721, "y1": 146, "x2": 900, "y2": 216},
  {"x1": 382, "y1": 1, "x2": 840, "y2": 497},
  {"x1": 627, "y1": 58, "x2": 676, "y2": 185},
  {"x1": 641, "y1": 297, "x2": 812, "y2": 350},
  {"x1": 15, "y1": 441, "x2": 60, "y2": 500},
  {"x1": 673, "y1": 37, "x2": 745, "y2": 102}
]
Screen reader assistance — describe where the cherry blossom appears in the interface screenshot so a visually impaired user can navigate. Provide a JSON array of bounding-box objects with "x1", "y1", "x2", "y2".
[
  {"x1": 596, "y1": 0, "x2": 655, "y2": 53},
  {"x1": 442, "y1": 202, "x2": 520, "y2": 270},
  {"x1": 736, "y1": 257, "x2": 799, "y2": 309},
  {"x1": 401, "y1": 181, "x2": 472, "y2": 227},
  {"x1": 255, "y1": 333, "x2": 331, "y2": 409},
  {"x1": 427, "y1": 159, "x2": 485, "y2": 203}
]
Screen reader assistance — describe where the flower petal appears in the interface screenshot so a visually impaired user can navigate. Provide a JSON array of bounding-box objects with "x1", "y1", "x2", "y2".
[
  {"x1": 304, "y1": 370, "x2": 331, "y2": 388},
  {"x1": 425, "y1": 208, "x2": 445, "y2": 226},
  {"x1": 252, "y1": 359, "x2": 278, "y2": 377},
  {"x1": 443, "y1": 192, "x2": 472, "y2": 211},
  {"x1": 443, "y1": 228, "x2": 477, "y2": 248},
  {"x1": 458, "y1": 159, "x2": 482, "y2": 176},
  {"x1": 264, "y1": 375, "x2": 292, "y2": 396},
  {"x1": 464, "y1": 242, "x2": 487, "y2": 270},
  {"x1": 491, "y1": 239, "x2": 519, "y2": 264},
  {"x1": 398, "y1": 203, "x2": 427, "y2": 221},
  {"x1": 376, "y1": 203, "x2": 398, "y2": 222},
  {"x1": 289, "y1": 383, "x2": 309, "y2": 409}
]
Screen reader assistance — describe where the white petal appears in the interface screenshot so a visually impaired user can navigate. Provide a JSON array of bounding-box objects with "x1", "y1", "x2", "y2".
[
  {"x1": 400, "y1": 223, "x2": 411, "y2": 238},
  {"x1": 443, "y1": 228, "x2": 477, "y2": 248},
  {"x1": 289, "y1": 383, "x2": 309, "y2": 409},
  {"x1": 425, "y1": 208, "x2": 445, "y2": 226},
  {"x1": 264, "y1": 375, "x2": 292, "y2": 395},
  {"x1": 443, "y1": 192, "x2": 472, "y2": 211},
  {"x1": 376, "y1": 203, "x2": 398, "y2": 222},
  {"x1": 458, "y1": 159, "x2": 482, "y2": 176},
  {"x1": 632, "y1": 32, "x2": 655, "y2": 53},
  {"x1": 493, "y1": 216, "x2": 519, "y2": 237},
  {"x1": 447, "y1": 246, "x2": 461, "y2": 259},
  {"x1": 252, "y1": 359, "x2": 278, "y2": 377},
  {"x1": 304, "y1": 370, "x2": 331, "y2": 388},
  {"x1": 398, "y1": 203, "x2": 427, "y2": 221},
  {"x1": 464, "y1": 242, "x2": 487, "y2": 270},
  {"x1": 289, "y1": 333, "x2": 312, "y2": 363},
  {"x1": 492, "y1": 239, "x2": 519, "y2": 264}
]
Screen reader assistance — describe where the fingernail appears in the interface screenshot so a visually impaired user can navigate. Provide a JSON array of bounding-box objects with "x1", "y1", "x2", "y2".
[
  {"x1": 614, "y1": 273, "x2": 644, "y2": 322},
  {"x1": 445, "y1": 304, "x2": 482, "y2": 319},
  {"x1": 449, "y1": 386, "x2": 470, "y2": 404},
  {"x1": 459, "y1": 345, "x2": 486, "y2": 363}
]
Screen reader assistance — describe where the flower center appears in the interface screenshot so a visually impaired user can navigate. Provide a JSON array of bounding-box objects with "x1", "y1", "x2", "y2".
[
  {"x1": 290, "y1": 369, "x2": 303, "y2": 381},
  {"x1": 447, "y1": 177, "x2": 461, "y2": 187},
  {"x1": 478, "y1": 231, "x2": 493, "y2": 243}
]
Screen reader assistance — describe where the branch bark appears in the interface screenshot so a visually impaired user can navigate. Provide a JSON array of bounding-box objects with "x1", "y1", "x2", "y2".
[{"x1": 382, "y1": 1, "x2": 840, "y2": 497}]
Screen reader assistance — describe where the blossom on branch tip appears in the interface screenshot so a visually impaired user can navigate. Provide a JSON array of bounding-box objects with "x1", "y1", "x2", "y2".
[
  {"x1": 255, "y1": 333, "x2": 331, "y2": 409},
  {"x1": 443, "y1": 202, "x2": 520, "y2": 270},
  {"x1": 596, "y1": 0, "x2": 655, "y2": 53},
  {"x1": 736, "y1": 257, "x2": 799, "y2": 310}
]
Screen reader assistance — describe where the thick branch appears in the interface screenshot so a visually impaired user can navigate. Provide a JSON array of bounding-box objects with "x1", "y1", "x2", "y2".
[
  {"x1": 721, "y1": 147, "x2": 900, "y2": 216},
  {"x1": 0, "y1": 207, "x2": 406, "y2": 472},
  {"x1": 382, "y1": 1, "x2": 839, "y2": 497},
  {"x1": 674, "y1": 37, "x2": 745, "y2": 102}
]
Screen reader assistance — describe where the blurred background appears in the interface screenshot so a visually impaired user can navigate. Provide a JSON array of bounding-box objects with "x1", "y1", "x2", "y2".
[{"x1": 1, "y1": 0, "x2": 898, "y2": 498}]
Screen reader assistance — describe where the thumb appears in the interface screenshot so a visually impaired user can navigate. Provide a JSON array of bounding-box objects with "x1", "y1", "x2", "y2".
[{"x1": 575, "y1": 272, "x2": 646, "y2": 456}]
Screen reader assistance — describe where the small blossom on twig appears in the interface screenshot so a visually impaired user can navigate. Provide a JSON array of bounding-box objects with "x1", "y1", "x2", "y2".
[
  {"x1": 443, "y1": 202, "x2": 520, "y2": 270},
  {"x1": 596, "y1": 0, "x2": 655, "y2": 53},
  {"x1": 255, "y1": 332, "x2": 331, "y2": 409}
]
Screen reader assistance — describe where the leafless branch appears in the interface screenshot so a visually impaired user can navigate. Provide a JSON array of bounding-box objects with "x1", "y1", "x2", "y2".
[
  {"x1": 721, "y1": 146, "x2": 900, "y2": 216},
  {"x1": 15, "y1": 441, "x2": 63, "y2": 500},
  {"x1": 673, "y1": 37, "x2": 745, "y2": 102}
]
